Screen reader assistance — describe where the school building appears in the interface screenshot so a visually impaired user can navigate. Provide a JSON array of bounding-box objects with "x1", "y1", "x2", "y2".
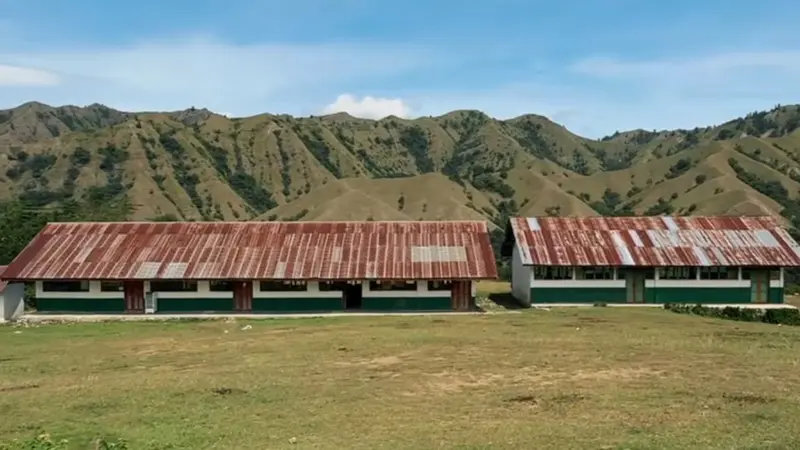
[
  {"x1": 502, "y1": 216, "x2": 800, "y2": 305},
  {"x1": 0, "y1": 220, "x2": 496, "y2": 318}
]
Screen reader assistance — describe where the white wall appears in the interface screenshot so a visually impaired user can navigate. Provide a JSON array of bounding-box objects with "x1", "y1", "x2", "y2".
[
  {"x1": 156, "y1": 281, "x2": 232, "y2": 299},
  {"x1": 0, "y1": 283, "x2": 25, "y2": 322},
  {"x1": 36, "y1": 281, "x2": 124, "y2": 299},
  {"x1": 532, "y1": 279, "x2": 625, "y2": 288},
  {"x1": 253, "y1": 281, "x2": 340, "y2": 299},
  {"x1": 511, "y1": 246, "x2": 532, "y2": 305}
]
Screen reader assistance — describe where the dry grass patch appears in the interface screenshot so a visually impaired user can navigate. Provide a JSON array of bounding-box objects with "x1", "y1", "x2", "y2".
[{"x1": 2, "y1": 309, "x2": 800, "y2": 449}]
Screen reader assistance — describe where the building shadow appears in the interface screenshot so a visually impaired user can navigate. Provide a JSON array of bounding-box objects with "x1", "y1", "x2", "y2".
[{"x1": 486, "y1": 292, "x2": 524, "y2": 310}]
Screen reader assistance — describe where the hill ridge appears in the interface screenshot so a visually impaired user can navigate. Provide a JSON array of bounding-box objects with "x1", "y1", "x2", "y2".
[{"x1": 1, "y1": 101, "x2": 800, "y2": 237}]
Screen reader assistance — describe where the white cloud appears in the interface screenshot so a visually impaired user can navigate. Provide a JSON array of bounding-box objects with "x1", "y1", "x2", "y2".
[
  {"x1": 0, "y1": 38, "x2": 433, "y2": 115},
  {"x1": 571, "y1": 51, "x2": 800, "y2": 79},
  {"x1": 0, "y1": 64, "x2": 60, "y2": 86},
  {"x1": 322, "y1": 94, "x2": 413, "y2": 119}
]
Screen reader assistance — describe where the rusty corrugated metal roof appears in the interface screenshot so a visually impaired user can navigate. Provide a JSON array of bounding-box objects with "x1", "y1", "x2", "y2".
[
  {"x1": 507, "y1": 216, "x2": 800, "y2": 267},
  {"x1": 2, "y1": 221, "x2": 497, "y2": 281},
  {"x1": 0, "y1": 266, "x2": 7, "y2": 293}
]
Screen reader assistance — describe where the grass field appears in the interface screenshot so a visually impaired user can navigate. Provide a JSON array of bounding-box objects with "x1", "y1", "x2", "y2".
[{"x1": 2, "y1": 308, "x2": 800, "y2": 449}]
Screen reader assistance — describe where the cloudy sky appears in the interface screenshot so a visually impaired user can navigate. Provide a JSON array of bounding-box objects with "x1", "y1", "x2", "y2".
[{"x1": 1, "y1": 0, "x2": 799, "y2": 137}]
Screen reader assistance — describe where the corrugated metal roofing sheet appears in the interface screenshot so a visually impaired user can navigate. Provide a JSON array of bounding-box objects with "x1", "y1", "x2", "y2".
[
  {"x1": 508, "y1": 216, "x2": 800, "y2": 267},
  {"x1": 0, "y1": 265, "x2": 7, "y2": 293},
  {"x1": 2, "y1": 221, "x2": 497, "y2": 281}
]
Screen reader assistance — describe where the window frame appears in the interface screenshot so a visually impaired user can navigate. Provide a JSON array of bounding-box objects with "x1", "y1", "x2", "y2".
[
  {"x1": 427, "y1": 280, "x2": 453, "y2": 291},
  {"x1": 533, "y1": 266, "x2": 573, "y2": 280},
  {"x1": 699, "y1": 267, "x2": 738, "y2": 280},
  {"x1": 617, "y1": 268, "x2": 656, "y2": 279},
  {"x1": 319, "y1": 281, "x2": 350, "y2": 292},
  {"x1": 658, "y1": 267, "x2": 698, "y2": 280},
  {"x1": 579, "y1": 267, "x2": 615, "y2": 280},
  {"x1": 100, "y1": 281, "x2": 124, "y2": 292},
  {"x1": 209, "y1": 280, "x2": 235, "y2": 292},
  {"x1": 368, "y1": 281, "x2": 418, "y2": 291},
  {"x1": 149, "y1": 280, "x2": 198, "y2": 292},
  {"x1": 259, "y1": 280, "x2": 307, "y2": 292},
  {"x1": 42, "y1": 280, "x2": 90, "y2": 292}
]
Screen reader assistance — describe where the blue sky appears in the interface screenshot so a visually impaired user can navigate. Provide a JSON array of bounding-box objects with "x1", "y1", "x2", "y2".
[{"x1": 1, "y1": 0, "x2": 799, "y2": 137}]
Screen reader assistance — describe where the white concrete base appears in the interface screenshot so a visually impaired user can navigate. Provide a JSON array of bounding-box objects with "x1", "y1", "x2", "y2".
[{"x1": 18, "y1": 311, "x2": 512, "y2": 323}]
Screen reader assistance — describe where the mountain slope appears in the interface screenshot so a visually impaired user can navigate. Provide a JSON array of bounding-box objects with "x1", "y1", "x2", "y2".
[{"x1": 2, "y1": 102, "x2": 800, "y2": 230}]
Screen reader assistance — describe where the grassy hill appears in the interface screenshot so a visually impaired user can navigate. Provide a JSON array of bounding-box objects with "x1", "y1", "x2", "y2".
[{"x1": 2, "y1": 101, "x2": 800, "y2": 234}]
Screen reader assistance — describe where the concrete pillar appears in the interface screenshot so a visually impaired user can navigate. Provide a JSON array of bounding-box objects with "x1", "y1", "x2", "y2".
[{"x1": 1, "y1": 283, "x2": 25, "y2": 322}]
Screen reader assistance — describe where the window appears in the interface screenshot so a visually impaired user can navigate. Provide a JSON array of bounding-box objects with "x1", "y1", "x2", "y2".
[
  {"x1": 742, "y1": 268, "x2": 782, "y2": 280},
  {"x1": 100, "y1": 281, "x2": 124, "y2": 292},
  {"x1": 699, "y1": 267, "x2": 738, "y2": 280},
  {"x1": 578, "y1": 267, "x2": 614, "y2": 280},
  {"x1": 259, "y1": 281, "x2": 307, "y2": 292},
  {"x1": 42, "y1": 280, "x2": 89, "y2": 292},
  {"x1": 150, "y1": 280, "x2": 198, "y2": 292},
  {"x1": 369, "y1": 281, "x2": 417, "y2": 291},
  {"x1": 533, "y1": 266, "x2": 573, "y2": 280},
  {"x1": 617, "y1": 268, "x2": 656, "y2": 280},
  {"x1": 209, "y1": 280, "x2": 234, "y2": 291},
  {"x1": 427, "y1": 280, "x2": 453, "y2": 291},
  {"x1": 319, "y1": 281, "x2": 350, "y2": 291},
  {"x1": 658, "y1": 267, "x2": 697, "y2": 280}
]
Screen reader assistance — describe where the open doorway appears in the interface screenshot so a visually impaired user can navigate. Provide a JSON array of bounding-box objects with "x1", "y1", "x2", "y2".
[
  {"x1": 344, "y1": 283, "x2": 362, "y2": 309},
  {"x1": 321, "y1": 281, "x2": 363, "y2": 310}
]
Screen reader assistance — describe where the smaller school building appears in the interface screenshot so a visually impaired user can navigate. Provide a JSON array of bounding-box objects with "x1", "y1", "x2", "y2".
[
  {"x1": 1, "y1": 220, "x2": 496, "y2": 317},
  {"x1": 502, "y1": 216, "x2": 800, "y2": 305}
]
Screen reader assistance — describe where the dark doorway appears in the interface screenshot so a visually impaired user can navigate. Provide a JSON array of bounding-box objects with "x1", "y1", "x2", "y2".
[
  {"x1": 321, "y1": 281, "x2": 363, "y2": 310},
  {"x1": 344, "y1": 283, "x2": 362, "y2": 309}
]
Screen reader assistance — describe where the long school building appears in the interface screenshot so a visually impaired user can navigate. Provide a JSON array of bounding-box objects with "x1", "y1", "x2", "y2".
[
  {"x1": 503, "y1": 216, "x2": 800, "y2": 305},
  {"x1": 1, "y1": 221, "x2": 496, "y2": 316}
]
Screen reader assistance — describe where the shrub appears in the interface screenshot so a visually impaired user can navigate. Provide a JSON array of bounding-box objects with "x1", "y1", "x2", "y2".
[
  {"x1": 664, "y1": 303, "x2": 800, "y2": 326},
  {"x1": 69, "y1": 147, "x2": 92, "y2": 166},
  {"x1": 398, "y1": 126, "x2": 434, "y2": 173},
  {"x1": 665, "y1": 158, "x2": 692, "y2": 179}
]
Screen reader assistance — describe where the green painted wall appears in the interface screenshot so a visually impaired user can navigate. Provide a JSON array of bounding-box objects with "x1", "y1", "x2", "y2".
[
  {"x1": 530, "y1": 286, "x2": 786, "y2": 304},
  {"x1": 157, "y1": 298, "x2": 234, "y2": 312},
  {"x1": 530, "y1": 288, "x2": 627, "y2": 304},
  {"x1": 647, "y1": 287, "x2": 752, "y2": 304},
  {"x1": 361, "y1": 297, "x2": 453, "y2": 311},
  {"x1": 769, "y1": 287, "x2": 784, "y2": 304},
  {"x1": 37, "y1": 298, "x2": 126, "y2": 313},
  {"x1": 251, "y1": 297, "x2": 343, "y2": 312}
]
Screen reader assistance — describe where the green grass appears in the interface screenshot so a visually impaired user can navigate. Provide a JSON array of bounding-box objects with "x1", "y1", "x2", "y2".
[{"x1": 2, "y1": 309, "x2": 800, "y2": 449}]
